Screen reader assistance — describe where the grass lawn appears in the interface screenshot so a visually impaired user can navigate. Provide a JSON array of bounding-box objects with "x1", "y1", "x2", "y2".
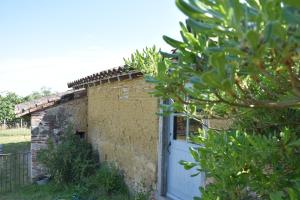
[
  {"x1": 0, "y1": 183, "x2": 131, "y2": 200},
  {"x1": 0, "y1": 128, "x2": 31, "y2": 153}
]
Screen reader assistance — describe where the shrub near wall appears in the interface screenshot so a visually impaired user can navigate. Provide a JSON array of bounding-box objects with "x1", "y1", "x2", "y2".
[
  {"x1": 182, "y1": 128, "x2": 300, "y2": 199},
  {"x1": 37, "y1": 126, "x2": 150, "y2": 200},
  {"x1": 38, "y1": 126, "x2": 98, "y2": 184}
]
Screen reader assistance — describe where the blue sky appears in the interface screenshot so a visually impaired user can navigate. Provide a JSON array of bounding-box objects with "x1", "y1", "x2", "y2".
[{"x1": 0, "y1": 0, "x2": 185, "y2": 96}]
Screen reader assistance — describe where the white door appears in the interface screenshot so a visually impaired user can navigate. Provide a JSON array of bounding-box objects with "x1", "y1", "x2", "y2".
[{"x1": 167, "y1": 114, "x2": 205, "y2": 200}]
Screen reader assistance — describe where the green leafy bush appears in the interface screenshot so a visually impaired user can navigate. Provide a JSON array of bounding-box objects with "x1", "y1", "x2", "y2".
[
  {"x1": 94, "y1": 163, "x2": 128, "y2": 195},
  {"x1": 72, "y1": 163, "x2": 151, "y2": 200},
  {"x1": 133, "y1": 191, "x2": 150, "y2": 200},
  {"x1": 38, "y1": 126, "x2": 98, "y2": 184},
  {"x1": 180, "y1": 128, "x2": 300, "y2": 199}
]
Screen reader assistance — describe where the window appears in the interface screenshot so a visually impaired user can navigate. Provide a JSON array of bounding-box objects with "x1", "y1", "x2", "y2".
[
  {"x1": 172, "y1": 114, "x2": 203, "y2": 142},
  {"x1": 173, "y1": 115, "x2": 187, "y2": 141}
]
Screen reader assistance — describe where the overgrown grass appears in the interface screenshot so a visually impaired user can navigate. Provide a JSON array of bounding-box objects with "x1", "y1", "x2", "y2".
[
  {"x1": 0, "y1": 167, "x2": 149, "y2": 200},
  {"x1": 0, "y1": 182, "x2": 131, "y2": 200},
  {"x1": 0, "y1": 128, "x2": 31, "y2": 153}
]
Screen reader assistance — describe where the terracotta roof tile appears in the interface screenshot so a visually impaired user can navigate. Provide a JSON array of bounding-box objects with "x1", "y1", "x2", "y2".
[
  {"x1": 67, "y1": 66, "x2": 143, "y2": 89},
  {"x1": 15, "y1": 89, "x2": 86, "y2": 117}
]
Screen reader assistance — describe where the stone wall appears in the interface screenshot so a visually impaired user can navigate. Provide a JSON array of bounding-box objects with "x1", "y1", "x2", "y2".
[
  {"x1": 31, "y1": 97, "x2": 87, "y2": 180},
  {"x1": 87, "y1": 78, "x2": 159, "y2": 191}
]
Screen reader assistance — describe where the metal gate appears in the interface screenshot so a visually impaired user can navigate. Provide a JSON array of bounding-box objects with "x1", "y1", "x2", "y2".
[{"x1": 0, "y1": 152, "x2": 31, "y2": 193}]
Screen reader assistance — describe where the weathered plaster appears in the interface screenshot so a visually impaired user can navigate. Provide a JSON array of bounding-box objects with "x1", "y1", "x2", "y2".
[{"x1": 87, "y1": 78, "x2": 159, "y2": 191}]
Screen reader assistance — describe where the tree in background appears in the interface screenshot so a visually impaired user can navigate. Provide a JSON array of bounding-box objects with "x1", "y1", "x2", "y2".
[
  {"x1": 24, "y1": 87, "x2": 52, "y2": 101},
  {"x1": 0, "y1": 92, "x2": 23, "y2": 123},
  {"x1": 126, "y1": 0, "x2": 300, "y2": 199},
  {"x1": 0, "y1": 87, "x2": 54, "y2": 123}
]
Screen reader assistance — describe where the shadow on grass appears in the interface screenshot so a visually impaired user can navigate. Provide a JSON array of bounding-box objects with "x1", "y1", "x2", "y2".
[{"x1": 2, "y1": 142, "x2": 30, "y2": 154}]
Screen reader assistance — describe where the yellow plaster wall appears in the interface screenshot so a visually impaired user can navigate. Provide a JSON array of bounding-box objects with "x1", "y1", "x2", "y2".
[
  {"x1": 208, "y1": 119, "x2": 232, "y2": 130},
  {"x1": 87, "y1": 78, "x2": 159, "y2": 190}
]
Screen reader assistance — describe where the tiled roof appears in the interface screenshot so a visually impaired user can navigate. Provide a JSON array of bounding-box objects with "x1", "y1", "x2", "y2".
[
  {"x1": 15, "y1": 89, "x2": 87, "y2": 117},
  {"x1": 67, "y1": 66, "x2": 143, "y2": 89}
]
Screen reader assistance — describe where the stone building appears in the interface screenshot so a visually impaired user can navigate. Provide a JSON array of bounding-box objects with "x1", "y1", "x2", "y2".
[
  {"x1": 15, "y1": 66, "x2": 228, "y2": 200},
  {"x1": 15, "y1": 89, "x2": 87, "y2": 179}
]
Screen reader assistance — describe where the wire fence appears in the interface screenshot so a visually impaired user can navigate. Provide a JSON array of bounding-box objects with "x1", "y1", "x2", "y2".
[
  {"x1": 0, "y1": 152, "x2": 31, "y2": 193},
  {"x1": 0, "y1": 119, "x2": 30, "y2": 130},
  {"x1": 0, "y1": 120, "x2": 31, "y2": 193}
]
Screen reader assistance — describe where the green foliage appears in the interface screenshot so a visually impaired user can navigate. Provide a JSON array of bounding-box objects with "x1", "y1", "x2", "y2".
[
  {"x1": 37, "y1": 126, "x2": 150, "y2": 199},
  {"x1": 23, "y1": 87, "x2": 53, "y2": 101},
  {"x1": 127, "y1": 0, "x2": 300, "y2": 118},
  {"x1": 232, "y1": 108, "x2": 300, "y2": 135},
  {"x1": 181, "y1": 128, "x2": 300, "y2": 199},
  {"x1": 0, "y1": 181, "x2": 132, "y2": 200},
  {"x1": 71, "y1": 164, "x2": 150, "y2": 200},
  {"x1": 38, "y1": 126, "x2": 98, "y2": 184},
  {"x1": 123, "y1": 46, "x2": 163, "y2": 76},
  {"x1": 169, "y1": 0, "x2": 300, "y2": 111},
  {"x1": 91, "y1": 163, "x2": 128, "y2": 195},
  {"x1": 0, "y1": 92, "x2": 24, "y2": 122},
  {"x1": 0, "y1": 88, "x2": 54, "y2": 123},
  {"x1": 133, "y1": 192, "x2": 150, "y2": 200}
]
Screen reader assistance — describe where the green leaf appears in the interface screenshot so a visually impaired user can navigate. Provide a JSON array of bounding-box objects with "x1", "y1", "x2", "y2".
[
  {"x1": 264, "y1": 22, "x2": 273, "y2": 43},
  {"x1": 188, "y1": 0, "x2": 224, "y2": 19},
  {"x1": 187, "y1": 18, "x2": 214, "y2": 31},
  {"x1": 287, "y1": 188, "x2": 298, "y2": 200},
  {"x1": 283, "y1": 0, "x2": 300, "y2": 8},
  {"x1": 189, "y1": 147, "x2": 201, "y2": 162},
  {"x1": 176, "y1": 0, "x2": 222, "y2": 22},
  {"x1": 163, "y1": 35, "x2": 186, "y2": 49},
  {"x1": 221, "y1": 79, "x2": 233, "y2": 91},
  {"x1": 157, "y1": 61, "x2": 166, "y2": 78},
  {"x1": 247, "y1": 30, "x2": 260, "y2": 48},
  {"x1": 160, "y1": 51, "x2": 178, "y2": 59},
  {"x1": 187, "y1": 19, "x2": 229, "y2": 35},
  {"x1": 179, "y1": 160, "x2": 197, "y2": 170},
  {"x1": 210, "y1": 53, "x2": 226, "y2": 69},
  {"x1": 180, "y1": 28, "x2": 200, "y2": 49},
  {"x1": 228, "y1": 0, "x2": 243, "y2": 24},
  {"x1": 201, "y1": 70, "x2": 221, "y2": 88},
  {"x1": 270, "y1": 191, "x2": 284, "y2": 200},
  {"x1": 288, "y1": 139, "x2": 300, "y2": 147},
  {"x1": 191, "y1": 172, "x2": 201, "y2": 177},
  {"x1": 282, "y1": 6, "x2": 300, "y2": 25},
  {"x1": 246, "y1": 0, "x2": 261, "y2": 10}
]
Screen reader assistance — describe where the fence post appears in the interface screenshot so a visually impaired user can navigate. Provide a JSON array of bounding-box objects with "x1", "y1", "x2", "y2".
[{"x1": 28, "y1": 152, "x2": 32, "y2": 182}]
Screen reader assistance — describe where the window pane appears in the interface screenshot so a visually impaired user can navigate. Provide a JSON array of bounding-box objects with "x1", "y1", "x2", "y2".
[{"x1": 173, "y1": 115, "x2": 187, "y2": 141}]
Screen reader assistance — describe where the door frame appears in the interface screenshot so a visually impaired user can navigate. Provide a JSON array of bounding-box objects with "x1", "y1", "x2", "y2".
[
  {"x1": 156, "y1": 99, "x2": 207, "y2": 200},
  {"x1": 156, "y1": 99, "x2": 170, "y2": 199}
]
